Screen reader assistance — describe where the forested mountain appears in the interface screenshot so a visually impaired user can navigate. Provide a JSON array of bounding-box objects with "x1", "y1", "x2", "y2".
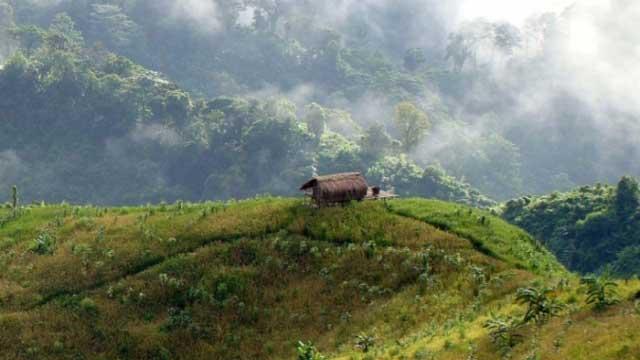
[
  {"x1": 0, "y1": 4, "x2": 493, "y2": 206},
  {"x1": 1, "y1": 0, "x2": 639, "y2": 205},
  {"x1": 501, "y1": 176, "x2": 640, "y2": 278}
]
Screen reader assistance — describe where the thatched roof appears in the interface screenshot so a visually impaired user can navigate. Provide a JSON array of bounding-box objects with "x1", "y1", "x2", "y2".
[{"x1": 300, "y1": 172, "x2": 369, "y2": 204}]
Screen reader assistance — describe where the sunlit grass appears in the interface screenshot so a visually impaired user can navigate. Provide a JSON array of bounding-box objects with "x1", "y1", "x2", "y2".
[
  {"x1": 0, "y1": 198, "x2": 636, "y2": 359},
  {"x1": 389, "y1": 198, "x2": 565, "y2": 275}
]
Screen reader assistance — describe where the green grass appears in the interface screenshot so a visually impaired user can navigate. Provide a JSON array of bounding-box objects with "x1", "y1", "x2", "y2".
[
  {"x1": 0, "y1": 198, "x2": 636, "y2": 360},
  {"x1": 389, "y1": 198, "x2": 564, "y2": 275}
]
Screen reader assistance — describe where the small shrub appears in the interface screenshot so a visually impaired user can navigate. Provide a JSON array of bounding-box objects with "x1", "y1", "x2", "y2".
[
  {"x1": 163, "y1": 308, "x2": 192, "y2": 332},
  {"x1": 53, "y1": 341, "x2": 64, "y2": 353},
  {"x1": 580, "y1": 275, "x2": 620, "y2": 311},
  {"x1": 354, "y1": 333, "x2": 375, "y2": 353},
  {"x1": 296, "y1": 341, "x2": 326, "y2": 360},
  {"x1": 76, "y1": 217, "x2": 96, "y2": 230},
  {"x1": 210, "y1": 273, "x2": 248, "y2": 303},
  {"x1": 516, "y1": 286, "x2": 564, "y2": 324},
  {"x1": 483, "y1": 314, "x2": 522, "y2": 354},
  {"x1": 79, "y1": 297, "x2": 98, "y2": 315},
  {"x1": 29, "y1": 232, "x2": 56, "y2": 255}
]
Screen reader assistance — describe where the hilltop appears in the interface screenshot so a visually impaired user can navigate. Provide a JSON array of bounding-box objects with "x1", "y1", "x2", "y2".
[{"x1": 0, "y1": 198, "x2": 637, "y2": 359}]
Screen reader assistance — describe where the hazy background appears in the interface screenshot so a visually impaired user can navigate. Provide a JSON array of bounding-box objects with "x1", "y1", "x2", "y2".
[{"x1": 0, "y1": 0, "x2": 638, "y2": 204}]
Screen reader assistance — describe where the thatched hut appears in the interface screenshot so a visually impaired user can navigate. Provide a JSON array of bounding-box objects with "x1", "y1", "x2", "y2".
[{"x1": 300, "y1": 172, "x2": 369, "y2": 206}]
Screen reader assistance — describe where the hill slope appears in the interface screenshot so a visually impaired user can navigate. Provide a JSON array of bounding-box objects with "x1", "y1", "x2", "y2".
[{"x1": 0, "y1": 198, "x2": 638, "y2": 359}]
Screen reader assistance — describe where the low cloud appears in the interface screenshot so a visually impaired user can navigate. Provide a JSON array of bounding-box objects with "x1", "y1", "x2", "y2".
[
  {"x1": 130, "y1": 123, "x2": 183, "y2": 147},
  {"x1": 0, "y1": 150, "x2": 27, "y2": 188},
  {"x1": 167, "y1": 0, "x2": 222, "y2": 33}
]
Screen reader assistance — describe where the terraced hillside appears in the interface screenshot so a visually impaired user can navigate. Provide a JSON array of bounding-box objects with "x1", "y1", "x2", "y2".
[{"x1": 0, "y1": 198, "x2": 637, "y2": 359}]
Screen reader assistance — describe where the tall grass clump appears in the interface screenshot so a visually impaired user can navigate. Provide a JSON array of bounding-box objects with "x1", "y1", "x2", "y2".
[
  {"x1": 516, "y1": 286, "x2": 564, "y2": 325},
  {"x1": 483, "y1": 313, "x2": 522, "y2": 355},
  {"x1": 581, "y1": 275, "x2": 620, "y2": 311}
]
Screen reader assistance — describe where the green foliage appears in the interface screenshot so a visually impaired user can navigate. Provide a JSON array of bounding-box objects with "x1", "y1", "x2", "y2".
[
  {"x1": 304, "y1": 103, "x2": 327, "y2": 140},
  {"x1": 611, "y1": 246, "x2": 640, "y2": 279},
  {"x1": 79, "y1": 297, "x2": 98, "y2": 315},
  {"x1": 0, "y1": 4, "x2": 517, "y2": 208},
  {"x1": 580, "y1": 275, "x2": 620, "y2": 311},
  {"x1": 615, "y1": 176, "x2": 639, "y2": 220},
  {"x1": 393, "y1": 102, "x2": 430, "y2": 152},
  {"x1": 315, "y1": 131, "x2": 363, "y2": 175},
  {"x1": 354, "y1": 333, "x2": 375, "y2": 353},
  {"x1": 516, "y1": 286, "x2": 563, "y2": 324},
  {"x1": 420, "y1": 165, "x2": 496, "y2": 208},
  {"x1": 390, "y1": 198, "x2": 563, "y2": 274},
  {"x1": 162, "y1": 307, "x2": 193, "y2": 332},
  {"x1": 359, "y1": 123, "x2": 394, "y2": 162},
  {"x1": 502, "y1": 179, "x2": 640, "y2": 276},
  {"x1": 483, "y1": 313, "x2": 522, "y2": 354},
  {"x1": 29, "y1": 231, "x2": 56, "y2": 255},
  {"x1": 367, "y1": 155, "x2": 423, "y2": 195},
  {"x1": 296, "y1": 341, "x2": 326, "y2": 360},
  {"x1": 366, "y1": 158, "x2": 495, "y2": 208}
]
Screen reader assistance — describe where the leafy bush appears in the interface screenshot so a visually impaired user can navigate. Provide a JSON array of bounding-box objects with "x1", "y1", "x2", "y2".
[
  {"x1": 79, "y1": 297, "x2": 98, "y2": 315},
  {"x1": 611, "y1": 246, "x2": 640, "y2": 279},
  {"x1": 516, "y1": 286, "x2": 564, "y2": 324},
  {"x1": 29, "y1": 231, "x2": 56, "y2": 255},
  {"x1": 296, "y1": 341, "x2": 326, "y2": 360},
  {"x1": 580, "y1": 275, "x2": 620, "y2": 311},
  {"x1": 483, "y1": 313, "x2": 523, "y2": 354},
  {"x1": 354, "y1": 333, "x2": 375, "y2": 353},
  {"x1": 162, "y1": 308, "x2": 193, "y2": 332}
]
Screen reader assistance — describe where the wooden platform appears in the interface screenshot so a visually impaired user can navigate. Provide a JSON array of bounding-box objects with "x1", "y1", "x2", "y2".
[{"x1": 364, "y1": 188, "x2": 398, "y2": 201}]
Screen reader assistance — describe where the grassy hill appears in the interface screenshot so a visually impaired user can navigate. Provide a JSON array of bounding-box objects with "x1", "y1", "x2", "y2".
[{"x1": 0, "y1": 198, "x2": 638, "y2": 359}]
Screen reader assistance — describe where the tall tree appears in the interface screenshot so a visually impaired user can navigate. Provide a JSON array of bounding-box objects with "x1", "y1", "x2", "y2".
[
  {"x1": 360, "y1": 123, "x2": 393, "y2": 161},
  {"x1": 615, "y1": 176, "x2": 639, "y2": 219},
  {"x1": 393, "y1": 102, "x2": 430, "y2": 152},
  {"x1": 304, "y1": 103, "x2": 327, "y2": 141}
]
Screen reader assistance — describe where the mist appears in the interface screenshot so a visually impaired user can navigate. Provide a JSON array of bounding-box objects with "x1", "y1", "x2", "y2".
[{"x1": 1, "y1": 0, "x2": 639, "y2": 204}]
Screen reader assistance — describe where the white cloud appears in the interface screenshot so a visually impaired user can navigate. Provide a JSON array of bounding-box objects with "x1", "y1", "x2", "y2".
[
  {"x1": 130, "y1": 123, "x2": 183, "y2": 147},
  {"x1": 457, "y1": 0, "x2": 575, "y2": 25},
  {"x1": 170, "y1": 0, "x2": 221, "y2": 33}
]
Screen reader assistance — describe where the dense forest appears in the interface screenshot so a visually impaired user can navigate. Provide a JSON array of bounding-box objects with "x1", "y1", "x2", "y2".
[
  {"x1": 502, "y1": 176, "x2": 640, "y2": 278},
  {"x1": 1, "y1": 0, "x2": 639, "y2": 206}
]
